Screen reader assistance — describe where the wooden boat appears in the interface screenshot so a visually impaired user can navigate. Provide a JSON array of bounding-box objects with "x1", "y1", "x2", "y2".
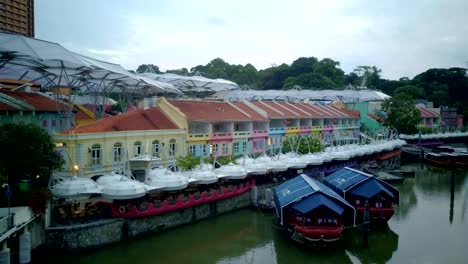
[
  {"x1": 386, "y1": 170, "x2": 415, "y2": 177},
  {"x1": 323, "y1": 167, "x2": 399, "y2": 224},
  {"x1": 424, "y1": 146, "x2": 468, "y2": 167},
  {"x1": 376, "y1": 172, "x2": 405, "y2": 184},
  {"x1": 273, "y1": 175, "x2": 355, "y2": 245}
]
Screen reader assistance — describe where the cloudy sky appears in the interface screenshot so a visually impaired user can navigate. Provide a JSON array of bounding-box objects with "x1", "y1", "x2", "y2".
[{"x1": 36, "y1": 0, "x2": 468, "y2": 79}]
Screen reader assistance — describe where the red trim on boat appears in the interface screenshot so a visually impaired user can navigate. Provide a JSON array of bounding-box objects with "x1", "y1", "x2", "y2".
[
  {"x1": 377, "y1": 149, "x2": 402, "y2": 161},
  {"x1": 293, "y1": 225, "x2": 343, "y2": 242},
  {"x1": 103, "y1": 180, "x2": 256, "y2": 219}
]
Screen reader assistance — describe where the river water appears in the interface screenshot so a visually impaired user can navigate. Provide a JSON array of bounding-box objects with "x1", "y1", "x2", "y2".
[{"x1": 45, "y1": 163, "x2": 468, "y2": 264}]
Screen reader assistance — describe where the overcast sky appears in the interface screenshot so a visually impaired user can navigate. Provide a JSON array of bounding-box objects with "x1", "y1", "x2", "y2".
[{"x1": 36, "y1": 0, "x2": 468, "y2": 79}]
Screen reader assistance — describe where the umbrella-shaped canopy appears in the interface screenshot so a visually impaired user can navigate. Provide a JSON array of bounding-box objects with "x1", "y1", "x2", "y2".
[
  {"x1": 0, "y1": 32, "x2": 180, "y2": 96},
  {"x1": 140, "y1": 72, "x2": 238, "y2": 94},
  {"x1": 212, "y1": 88, "x2": 391, "y2": 102}
]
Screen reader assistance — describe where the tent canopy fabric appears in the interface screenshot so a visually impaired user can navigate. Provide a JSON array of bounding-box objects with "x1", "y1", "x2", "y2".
[
  {"x1": 274, "y1": 174, "x2": 355, "y2": 225},
  {"x1": 212, "y1": 89, "x2": 390, "y2": 102},
  {"x1": 290, "y1": 193, "x2": 344, "y2": 215},
  {"x1": 349, "y1": 179, "x2": 394, "y2": 199},
  {"x1": 140, "y1": 72, "x2": 239, "y2": 93},
  {"x1": 324, "y1": 167, "x2": 399, "y2": 204},
  {"x1": 0, "y1": 32, "x2": 180, "y2": 95}
]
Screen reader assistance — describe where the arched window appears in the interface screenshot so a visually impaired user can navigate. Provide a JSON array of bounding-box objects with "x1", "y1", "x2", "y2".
[
  {"x1": 152, "y1": 140, "x2": 160, "y2": 157},
  {"x1": 134, "y1": 141, "x2": 142, "y2": 157},
  {"x1": 90, "y1": 144, "x2": 101, "y2": 165},
  {"x1": 114, "y1": 143, "x2": 122, "y2": 162},
  {"x1": 169, "y1": 139, "x2": 176, "y2": 156}
]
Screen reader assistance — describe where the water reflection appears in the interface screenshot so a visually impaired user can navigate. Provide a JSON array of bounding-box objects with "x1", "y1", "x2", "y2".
[
  {"x1": 344, "y1": 225, "x2": 399, "y2": 264},
  {"x1": 393, "y1": 177, "x2": 417, "y2": 221}
]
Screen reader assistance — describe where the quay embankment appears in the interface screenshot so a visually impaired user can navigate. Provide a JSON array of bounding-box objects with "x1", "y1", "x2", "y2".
[{"x1": 45, "y1": 191, "x2": 251, "y2": 250}]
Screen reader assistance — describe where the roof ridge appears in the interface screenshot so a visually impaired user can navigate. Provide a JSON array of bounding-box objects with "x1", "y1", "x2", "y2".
[
  {"x1": 227, "y1": 101, "x2": 251, "y2": 119},
  {"x1": 273, "y1": 101, "x2": 300, "y2": 117},
  {"x1": 285, "y1": 102, "x2": 310, "y2": 117},
  {"x1": 259, "y1": 101, "x2": 284, "y2": 116}
]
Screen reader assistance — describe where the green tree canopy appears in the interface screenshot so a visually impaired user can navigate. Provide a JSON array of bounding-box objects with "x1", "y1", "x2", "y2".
[
  {"x1": 394, "y1": 85, "x2": 425, "y2": 99},
  {"x1": 136, "y1": 64, "x2": 161, "y2": 74},
  {"x1": 0, "y1": 123, "x2": 63, "y2": 187},
  {"x1": 381, "y1": 95, "x2": 421, "y2": 134}
]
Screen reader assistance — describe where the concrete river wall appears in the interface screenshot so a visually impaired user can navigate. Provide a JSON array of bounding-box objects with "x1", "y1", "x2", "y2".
[{"x1": 46, "y1": 191, "x2": 251, "y2": 250}]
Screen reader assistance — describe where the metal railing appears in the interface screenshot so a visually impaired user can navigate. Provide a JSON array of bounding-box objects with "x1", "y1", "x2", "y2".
[{"x1": 0, "y1": 213, "x2": 14, "y2": 234}]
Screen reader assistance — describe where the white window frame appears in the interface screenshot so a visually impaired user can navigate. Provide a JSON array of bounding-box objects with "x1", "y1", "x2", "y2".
[
  {"x1": 189, "y1": 145, "x2": 196, "y2": 155},
  {"x1": 134, "y1": 141, "x2": 142, "y2": 157},
  {"x1": 91, "y1": 144, "x2": 101, "y2": 166},
  {"x1": 233, "y1": 142, "x2": 239, "y2": 153},
  {"x1": 169, "y1": 139, "x2": 176, "y2": 156},
  {"x1": 113, "y1": 143, "x2": 122, "y2": 162},
  {"x1": 152, "y1": 140, "x2": 160, "y2": 157}
]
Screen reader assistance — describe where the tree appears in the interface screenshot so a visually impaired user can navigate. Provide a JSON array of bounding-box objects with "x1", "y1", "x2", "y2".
[
  {"x1": 0, "y1": 123, "x2": 63, "y2": 187},
  {"x1": 166, "y1": 68, "x2": 190, "y2": 75},
  {"x1": 353, "y1": 66, "x2": 382, "y2": 88},
  {"x1": 393, "y1": 85, "x2": 425, "y2": 99},
  {"x1": 136, "y1": 64, "x2": 161, "y2": 74},
  {"x1": 381, "y1": 94, "x2": 421, "y2": 134}
]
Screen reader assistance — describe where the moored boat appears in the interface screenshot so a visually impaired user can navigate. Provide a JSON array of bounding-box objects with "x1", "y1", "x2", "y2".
[
  {"x1": 273, "y1": 174, "x2": 355, "y2": 245},
  {"x1": 323, "y1": 167, "x2": 399, "y2": 223}
]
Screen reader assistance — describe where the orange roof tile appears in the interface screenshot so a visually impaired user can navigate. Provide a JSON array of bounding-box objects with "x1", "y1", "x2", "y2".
[
  {"x1": 250, "y1": 101, "x2": 298, "y2": 118},
  {"x1": 301, "y1": 104, "x2": 335, "y2": 118},
  {"x1": 0, "y1": 102, "x2": 15, "y2": 111},
  {"x1": 169, "y1": 100, "x2": 252, "y2": 121},
  {"x1": 286, "y1": 102, "x2": 322, "y2": 118},
  {"x1": 344, "y1": 110, "x2": 360, "y2": 118},
  {"x1": 63, "y1": 106, "x2": 179, "y2": 134},
  {"x1": 417, "y1": 106, "x2": 440, "y2": 118},
  {"x1": 231, "y1": 102, "x2": 268, "y2": 121},
  {"x1": 0, "y1": 90, "x2": 70, "y2": 112}
]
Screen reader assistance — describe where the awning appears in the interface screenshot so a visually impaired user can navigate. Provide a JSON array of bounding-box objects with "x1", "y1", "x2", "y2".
[{"x1": 290, "y1": 193, "x2": 344, "y2": 215}]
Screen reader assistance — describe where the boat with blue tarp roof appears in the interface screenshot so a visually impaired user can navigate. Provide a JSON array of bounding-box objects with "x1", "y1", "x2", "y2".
[
  {"x1": 273, "y1": 174, "x2": 355, "y2": 245},
  {"x1": 323, "y1": 167, "x2": 399, "y2": 223}
]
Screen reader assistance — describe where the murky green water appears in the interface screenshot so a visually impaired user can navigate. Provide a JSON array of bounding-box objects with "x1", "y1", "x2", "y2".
[{"x1": 44, "y1": 163, "x2": 468, "y2": 264}]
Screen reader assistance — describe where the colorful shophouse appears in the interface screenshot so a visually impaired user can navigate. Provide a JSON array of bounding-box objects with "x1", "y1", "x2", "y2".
[
  {"x1": 157, "y1": 98, "x2": 269, "y2": 158},
  {"x1": 54, "y1": 106, "x2": 186, "y2": 178}
]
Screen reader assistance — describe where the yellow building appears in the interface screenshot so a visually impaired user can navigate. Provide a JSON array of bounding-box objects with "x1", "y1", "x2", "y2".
[{"x1": 54, "y1": 105, "x2": 186, "y2": 178}]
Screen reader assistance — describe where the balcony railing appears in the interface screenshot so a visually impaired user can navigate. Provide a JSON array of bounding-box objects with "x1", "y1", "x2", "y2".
[
  {"x1": 299, "y1": 126, "x2": 312, "y2": 133},
  {"x1": 311, "y1": 125, "x2": 323, "y2": 131},
  {"x1": 269, "y1": 127, "x2": 286, "y2": 134},
  {"x1": 286, "y1": 127, "x2": 299, "y2": 134},
  {"x1": 188, "y1": 133, "x2": 210, "y2": 141},
  {"x1": 211, "y1": 132, "x2": 233, "y2": 140},
  {"x1": 233, "y1": 131, "x2": 251, "y2": 137}
]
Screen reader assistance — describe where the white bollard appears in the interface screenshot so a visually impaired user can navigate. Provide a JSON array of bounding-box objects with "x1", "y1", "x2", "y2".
[
  {"x1": 0, "y1": 242, "x2": 10, "y2": 264},
  {"x1": 265, "y1": 189, "x2": 273, "y2": 206},
  {"x1": 19, "y1": 226, "x2": 31, "y2": 264},
  {"x1": 251, "y1": 186, "x2": 258, "y2": 204}
]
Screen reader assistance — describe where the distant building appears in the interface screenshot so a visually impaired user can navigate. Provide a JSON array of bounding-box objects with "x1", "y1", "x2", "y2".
[
  {"x1": 440, "y1": 106, "x2": 462, "y2": 129},
  {"x1": 0, "y1": 89, "x2": 75, "y2": 133},
  {"x1": 0, "y1": 0, "x2": 35, "y2": 37},
  {"x1": 416, "y1": 105, "x2": 440, "y2": 129}
]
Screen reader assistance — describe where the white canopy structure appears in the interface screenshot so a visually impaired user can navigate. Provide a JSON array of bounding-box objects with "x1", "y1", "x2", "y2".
[
  {"x1": 0, "y1": 32, "x2": 181, "y2": 96},
  {"x1": 212, "y1": 88, "x2": 390, "y2": 103},
  {"x1": 140, "y1": 72, "x2": 239, "y2": 94}
]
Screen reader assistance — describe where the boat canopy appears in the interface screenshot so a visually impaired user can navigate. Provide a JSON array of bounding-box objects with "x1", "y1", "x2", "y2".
[
  {"x1": 290, "y1": 194, "x2": 344, "y2": 215},
  {"x1": 273, "y1": 174, "x2": 355, "y2": 226},
  {"x1": 323, "y1": 167, "x2": 399, "y2": 204}
]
